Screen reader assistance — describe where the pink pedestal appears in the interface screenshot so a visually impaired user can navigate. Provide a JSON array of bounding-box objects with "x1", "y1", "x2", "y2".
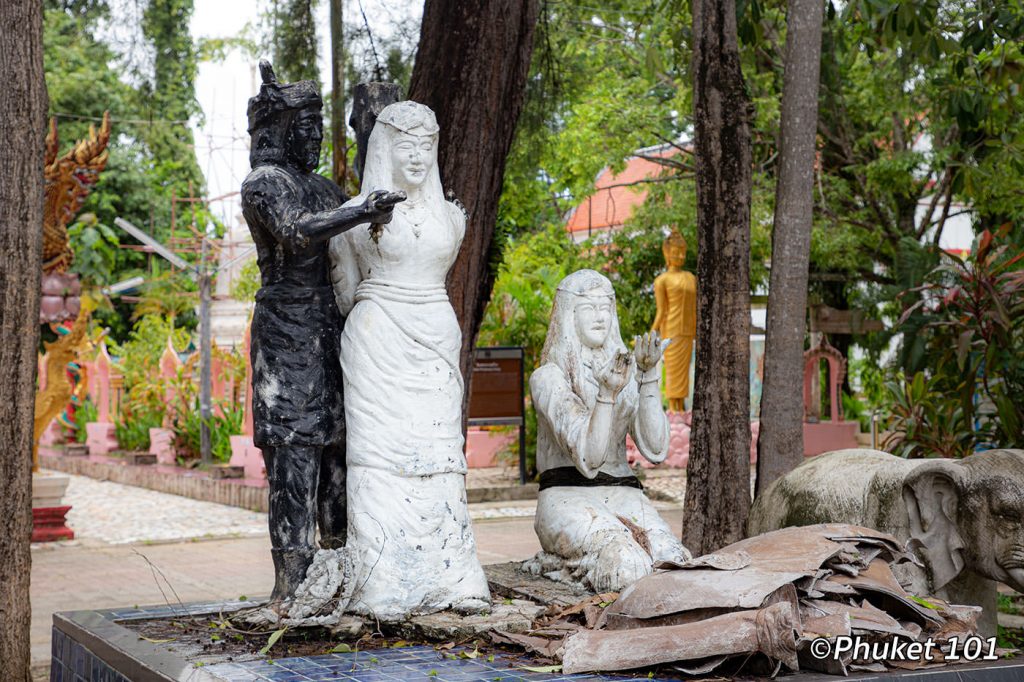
[
  {"x1": 39, "y1": 419, "x2": 65, "y2": 447},
  {"x1": 149, "y1": 427, "x2": 177, "y2": 464},
  {"x1": 627, "y1": 413, "x2": 759, "y2": 469},
  {"x1": 85, "y1": 422, "x2": 118, "y2": 455},
  {"x1": 465, "y1": 428, "x2": 516, "y2": 468},
  {"x1": 230, "y1": 435, "x2": 265, "y2": 480},
  {"x1": 803, "y1": 421, "x2": 860, "y2": 456}
]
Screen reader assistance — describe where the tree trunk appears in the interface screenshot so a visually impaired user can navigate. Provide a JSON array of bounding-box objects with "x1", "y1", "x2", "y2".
[
  {"x1": 0, "y1": 2, "x2": 47, "y2": 679},
  {"x1": 408, "y1": 0, "x2": 540, "y2": 384},
  {"x1": 755, "y1": 0, "x2": 824, "y2": 496},
  {"x1": 681, "y1": 0, "x2": 754, "y2": 556},
  {"x1": 329, "y1": 0, "x2": 346, "y2": 189}
]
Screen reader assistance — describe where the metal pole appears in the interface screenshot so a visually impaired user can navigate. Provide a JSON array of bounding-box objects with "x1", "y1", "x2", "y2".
[{"x1": 199, "y1": 247, "x2": 213, "y2": 465}]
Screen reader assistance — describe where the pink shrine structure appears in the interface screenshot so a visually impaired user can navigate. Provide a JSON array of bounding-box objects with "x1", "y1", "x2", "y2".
[
  {"x1": 84, "y1": 342, "x2": 120, "y2": 455},
  {"x1": 801, "y1": 338, "x2": 860, "y2": 455}
]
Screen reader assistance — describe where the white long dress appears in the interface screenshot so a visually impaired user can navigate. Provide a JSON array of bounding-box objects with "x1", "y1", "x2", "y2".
[{"x1": 329, "y1": 201, "x2": 491, "y2": 620}]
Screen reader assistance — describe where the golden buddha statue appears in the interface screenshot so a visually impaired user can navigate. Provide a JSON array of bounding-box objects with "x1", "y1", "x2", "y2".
[{"x1": 651, "y1": 230, "x2": 697, "y2": 412}]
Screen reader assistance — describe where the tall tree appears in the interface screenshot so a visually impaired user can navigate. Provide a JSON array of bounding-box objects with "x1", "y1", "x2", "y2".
[
  {"x1": 0, "y1": 1, "x2": 47, "y2": 678},
  {"x1": 268, "y1": 0, "x2": 320, "y2": 84},
  {"x1": 140, "y1": 0, "x2": 206, "y2": 230},
  {"x1": 755, "y1": 0, "x2": 825, "y2": 494},
  {"x1": 408, "y1": 0, "x2": 541, "y2": 381},
  {"x1": 329, "y1": 0, "x2": 345, "y2": 187},
  {"x1": 681, "y1": 0, "x2": 754, "y2": 555}
]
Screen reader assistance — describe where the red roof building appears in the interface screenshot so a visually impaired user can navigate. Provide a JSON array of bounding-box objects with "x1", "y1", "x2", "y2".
[{"x1": 564, "y1": 146, "x2": 681, "y2": 241}]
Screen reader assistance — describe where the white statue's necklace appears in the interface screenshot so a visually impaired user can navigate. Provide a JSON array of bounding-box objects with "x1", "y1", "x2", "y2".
[{"x1": 400, "y1": 196, "x2": 428, "y2": 237}]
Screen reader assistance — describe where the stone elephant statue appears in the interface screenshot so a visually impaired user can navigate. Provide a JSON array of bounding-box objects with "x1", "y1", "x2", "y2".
[{"x1": 748, "y1": 448, "x2": 1024, "y2": 636}]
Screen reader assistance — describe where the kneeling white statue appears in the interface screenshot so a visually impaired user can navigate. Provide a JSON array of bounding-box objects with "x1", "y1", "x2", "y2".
[{"x1": 524, "y1": 269, "x2": 691, "y2": 593}]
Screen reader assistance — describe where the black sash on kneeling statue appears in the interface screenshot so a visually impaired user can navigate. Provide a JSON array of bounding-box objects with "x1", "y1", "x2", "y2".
[{"x1": 538, "y1": 467, "x2": 644, "y2": 491}]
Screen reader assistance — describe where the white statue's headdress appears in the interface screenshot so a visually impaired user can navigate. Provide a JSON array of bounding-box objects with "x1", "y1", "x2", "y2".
[
  {"x1": 358, "y1": 100, "x2": 445, "y2": 206},
  {"x1": 376, "y1": 100, "x2": 440, "y2": 136},
  {"x1": 540, "y1": 269, "x2": 630, "y2": 403}
]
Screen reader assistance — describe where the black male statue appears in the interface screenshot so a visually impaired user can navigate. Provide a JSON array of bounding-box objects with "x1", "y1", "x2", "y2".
[{"x1": 241, "y1": 60, "x2": 404, "y2": 604}]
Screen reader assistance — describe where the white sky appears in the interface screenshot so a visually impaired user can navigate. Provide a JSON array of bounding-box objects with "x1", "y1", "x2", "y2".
[{"x1": 188, "y1": 0, "x2": 421, "y2": 227}]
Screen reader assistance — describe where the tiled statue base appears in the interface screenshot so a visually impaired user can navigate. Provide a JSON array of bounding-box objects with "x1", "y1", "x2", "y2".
[
  {"x1": 52, "y1": 597, "x2": 1024, "y2": 682},
  {"x1": 51, "y1": 599, "x2": 684, "y2": 682}
]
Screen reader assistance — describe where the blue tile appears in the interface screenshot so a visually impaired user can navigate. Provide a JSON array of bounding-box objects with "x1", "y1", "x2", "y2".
[
  {"x1": 74, "y1": 643, "x2": 88, "y2": 676},
  {"x1": 60, "y1": 641, "x2": 72, "y2": 666},
  {"x1": 295, "y1": 673, "x2": 351, "y2": 682},
  {"x1": 277, "y1": 660, "x2": 320, "y2": 672}
]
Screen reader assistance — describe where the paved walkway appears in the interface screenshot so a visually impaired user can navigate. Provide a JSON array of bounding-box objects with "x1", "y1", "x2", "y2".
[
  {"x1": 30, "y1": 470, "x2": 684, "y2": 672},
  {"x1": 60, "y1": 473, "x2": 268, "y2": 545}
]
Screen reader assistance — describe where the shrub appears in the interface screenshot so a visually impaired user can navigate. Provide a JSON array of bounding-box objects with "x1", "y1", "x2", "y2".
[
  {"x1": 115, "y1": 409, "x2": 162, "y2": 452},
  {"x1": 73, "y1": 399, "x2": 98, "y2": 444},
  {"x1": 173, "y1": 402, "x2": 245, "y2": 464},
  {"x1": 888, "y1": 227, "x2": 1024, "y2": 454}
]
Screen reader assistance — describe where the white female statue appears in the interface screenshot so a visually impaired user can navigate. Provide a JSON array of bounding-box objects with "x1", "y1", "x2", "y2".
[
  {"x1": 328, "y1": 101, "x2": 490, "y2": 619},
  {"x1": 524, "y1": 269, "x2": 691, "y2": 593}
]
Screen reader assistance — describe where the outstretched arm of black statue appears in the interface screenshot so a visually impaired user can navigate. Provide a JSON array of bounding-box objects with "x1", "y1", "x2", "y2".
[
  {"x1": 290, "y1": 189, "x2": 406, "y2": 248},
  {"x1": 244, "y1": 182, "x2": 406, "y2": 250}
]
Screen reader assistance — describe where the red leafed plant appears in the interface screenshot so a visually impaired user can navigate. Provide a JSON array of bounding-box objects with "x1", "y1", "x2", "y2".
[{"x1": 886, "y1": 226, "x2": 1024, "y2": 457}]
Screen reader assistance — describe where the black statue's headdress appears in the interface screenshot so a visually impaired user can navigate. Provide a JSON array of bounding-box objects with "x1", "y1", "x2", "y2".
[{"x1": 246, "y1": 60, "x2": 322, "y2": 167}]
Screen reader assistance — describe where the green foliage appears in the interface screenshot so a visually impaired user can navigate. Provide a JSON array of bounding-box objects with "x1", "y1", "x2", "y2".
[
  {"x1": 264, "y1": 0, "x2": 320, "y2": 85},
  {"x1": 67, "y1": 214, "x2": 120, "y2": 285},
  {"x1": 998, "y1": 593, "x2": 1021, "y2": 615},
  {"x1": 109, "y1": 314, "x2": 192, "y2": 405},
  {"x1": 480, "y1": 226, "x2": 579, "y2": 372},
  {"x1": 111, "y1": 314, "x2": 190, "y2": 454},
  {"x1": 138, "y1": 0, "x2": 208, "y2": 228},
  {"x1": 886, "y1": 228, "x2": 1024, "y2": 455},
  {"x1": 998, "y1": 624, "x2": 1024, "y2": 651},
  {"x1": 812, "y1": 0, "x2": 1024, "y2": 296},
  {"x1": 74, "y1": 399, "x2": 98, "y2": 444},
  {"x1": 174, "y1": 403, "x2": 245, "y2": 463},
  {"x1": 43, "y1": 3, "x2": 210, "y2": 342},
  {"x1": 132, "y1": 270, "x2": 200, "y2": 327},
  {"x1": 43, "y1": 6, "x2": 155, "y2": 298},
  {"x1": 229, "y1": 259, "x2": 261, "y2": 304},
  {"x1": 480, "y1": 227, "x2": 580, "y2": 472},
  {"x1": 844, "y1": 354, "x2": 891, "y2": 432},
  {"x1": 578, "y1": 225, "x2": 666, "y2": 341},
  {"x1": 197, "y1": 31, "x2": 259, "y2": 63},
  {"x1": 882, "y1": 371, "x2": 976, "y2": 458},
  {"x1": 115, "y1": 410, "x2": 162, "y2": 452},
  {"x1": 107, "y1": 313, "x2": 246, "y2": 460}
]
